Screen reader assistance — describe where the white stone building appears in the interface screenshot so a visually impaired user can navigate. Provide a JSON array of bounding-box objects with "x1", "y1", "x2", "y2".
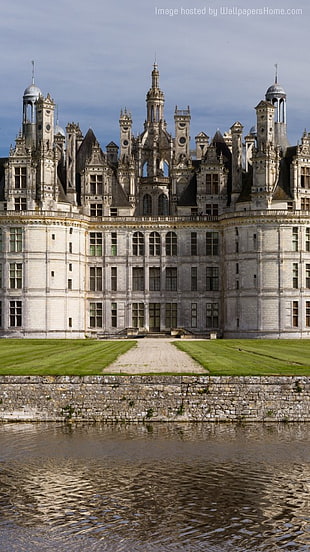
[{"x1": 0, "y1": 65, "x2": 310, "y2": 338}]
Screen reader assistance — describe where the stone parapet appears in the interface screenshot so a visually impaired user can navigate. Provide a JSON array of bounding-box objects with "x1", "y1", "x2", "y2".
[{"x1": 0, "y1": 376, "x2": 309, "y2": 423}]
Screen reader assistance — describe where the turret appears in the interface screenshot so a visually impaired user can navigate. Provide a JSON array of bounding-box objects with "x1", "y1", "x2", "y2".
[
  {"x1": 146, "y1": 63, "x2": 165, "y2": 123},
  {"x1": 22, "y1": 61, "x2": 42, "y2": 148},
  {"x1": 174, "y1": 106, "x2": 191, "y2": 161},
  {"x1": 265, "y1": 66, "x2": 289, "y2": 152},
  {"x1": 119, "y1": 108, "x2": 132, "y2": 160}
]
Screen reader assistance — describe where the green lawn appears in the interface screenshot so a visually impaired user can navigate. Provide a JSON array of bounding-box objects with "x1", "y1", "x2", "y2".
[
  {"x1": 174, "y1": 339, "x2": 310, "y2": 376},
  {"x1": 0, "y1": 340, "x2": 136, "y2": 375}
]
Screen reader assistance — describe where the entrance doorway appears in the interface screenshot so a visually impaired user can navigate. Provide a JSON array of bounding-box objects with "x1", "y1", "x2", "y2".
[{"x1": 149, "y1": 303, "x2": 160, "y2": 332}]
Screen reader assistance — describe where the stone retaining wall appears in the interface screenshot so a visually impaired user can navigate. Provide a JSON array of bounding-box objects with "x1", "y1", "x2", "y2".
[{"x1": 0, "y1": 376, "x2": 309, "y2": 422}]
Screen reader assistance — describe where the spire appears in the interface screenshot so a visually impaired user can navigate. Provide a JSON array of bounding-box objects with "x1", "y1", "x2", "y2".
[
  {"x1": 152, "y1": 62, "x2": 159, "y2": 89},
  {"x1": 274, "y1": 63, "x2": 278, "y2": 84},
  {"x1": 32, "y1": 60, "x2": 35, "y2": 84}
]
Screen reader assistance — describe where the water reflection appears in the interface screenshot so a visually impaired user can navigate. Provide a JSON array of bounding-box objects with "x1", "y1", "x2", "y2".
[{"x1": 0, "y1": 423, "x2": 309, "y2": 551}]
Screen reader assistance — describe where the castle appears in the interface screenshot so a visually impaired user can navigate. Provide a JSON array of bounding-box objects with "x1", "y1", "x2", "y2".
[{"x1": 0, "y1": 64, "x2": 310, "y2": 338}]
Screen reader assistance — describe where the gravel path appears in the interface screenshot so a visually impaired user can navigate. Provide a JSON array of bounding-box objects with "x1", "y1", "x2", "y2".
[{"x1": 104, "y1": 338, "x2": 206, "y2": 374}]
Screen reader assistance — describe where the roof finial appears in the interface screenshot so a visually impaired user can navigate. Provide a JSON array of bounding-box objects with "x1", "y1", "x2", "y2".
[
  {"x1": 274, "y1": 63, "x2": 278, "y2": 84},
  {"x1": 31, "y1": 60, "x2": 35, "y2": 84}
]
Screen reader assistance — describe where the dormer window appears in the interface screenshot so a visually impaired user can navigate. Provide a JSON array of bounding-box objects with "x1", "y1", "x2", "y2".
[
  {"x1": 206, "y1": 173, "x2": 219, "y2": 194},
  {"x1": 14, "y1": 167, "x2": 26, "y2": 189},
  {"x1": 90, "y1": 174, "x2": 103, "y2": 195},
  {"x1": 301, "y1": 167, "x2": 310, "y2": 189}
]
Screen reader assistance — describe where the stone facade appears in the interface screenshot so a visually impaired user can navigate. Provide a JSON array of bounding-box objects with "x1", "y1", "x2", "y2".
[
  {"x1": 0, "y1": 66, "x2": 310, "y2": 338},
  {"x1": 0, "y1": 376, "x2": 309, "y2": 422}
]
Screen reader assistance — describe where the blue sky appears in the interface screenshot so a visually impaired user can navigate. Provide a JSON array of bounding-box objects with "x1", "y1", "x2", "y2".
[{"x1": 0, "y1": 0, "x2": 308, "y2": 156}]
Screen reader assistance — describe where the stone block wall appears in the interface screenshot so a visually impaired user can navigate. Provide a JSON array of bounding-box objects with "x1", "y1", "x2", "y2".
[{"x1": 0, "y1": 375, "x2": 309, "y2": 422}]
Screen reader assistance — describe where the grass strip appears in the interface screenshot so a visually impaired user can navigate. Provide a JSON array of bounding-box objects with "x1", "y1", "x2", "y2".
[
  {"x1": 0, "y1": 340, "x2": 136, "y2": 375},
  {"x1": 174, "y1": 339, "x2": 310, "y2": 376}
]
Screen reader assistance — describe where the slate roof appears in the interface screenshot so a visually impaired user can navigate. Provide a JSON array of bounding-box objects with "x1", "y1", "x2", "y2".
[
  {"x1": 178, "y1": 173, "x2": 197, "y2": 206},
  {"x1": 76, "y1": 128, "x2": 98, "y2": 173},
  {"x1": 273, "y1": 153, "x2": 294, "y2": 200},
  {"x1": 0, "y1": 158, "x2": 7, "y2": 202},
  {"x1": 111, "y1": 175, "x2": 131, "y2": 207}
]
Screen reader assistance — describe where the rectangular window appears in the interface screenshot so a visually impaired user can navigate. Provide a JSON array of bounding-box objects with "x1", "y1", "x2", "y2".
[
  {"x1": 68, "y1": 317, "x2": 72, "y2": 328},
  {"x1": 69, "y1": 242, "x2": 72, "y2": 254},
  {"x1": 306, "y1": 228, "x2": 310, "y2": 252},
  {"x1": 165, "y1": 303, "x2": 177, "y2": 328},
  {"x1": 68, "y1": 278, "x2": 72, "y2": 290},
  {"x1": 149, "y1": 232, "x2": 161, "y2": 256},
  {"x1": 206, "y1": 302, "x2": 219, "y2": 328},
  {"x1": 236, "y1": 263, "x2": 239, "y2": 274},
  {"x1": 111, "y1": 302, "x2": 117, "y2": 328},
  {"x1": 90, "y1": 302, "x2": 103, "y2": 328},
  {"x1": 90, "y1": 174, "x2": 103, "y2": 195},
  {"x1": 110, "y1": 208, "x2": 118, "y2": 217},
  {"x1": 132, "y1": 303, "x2": 144, "y2": 328},
  {"x1": 90, "y1": 233, "x2": 102, "y2": 256},
  {"x1": 14, "y1": 198, "x2": 27, "y2": 211},
  {"x1": 69, "y1": 263, "x2": 72, "y2": 271},
  {"x1": 293, "y1": 263, "x2": 298, "y2": 289},
  {"x1": 166, "y1": 267, "x2": 177, "y2": 291},
  {"x1": 165, "y1": 232, "x2": 177, "y2": 256},
  {"x1": 301, "y1": 198, "x2": 310, "y2": 211},
  {"x1": 191, "y1": 232, "x2": 197, "y2": 256},
  {"x1": 90, "y1": 267, "x2": 102, "y2": 291},
  {"x1": 14, "y1": 167, "x2": 27, "y2": 189},
  {"x1": 9, "y1": 263, "x2": 22, "y2": 289},
  {"x1": 206, "y1": 173, "x2": 219, "y2": 194},
  {"x1": 292, "y1": 227, "x2": 298, "y2": 251},
  {"x1": 132, "y1": 267, "x2": 144, "y2": 291},
  {"x1": 206, "y1": 267, "x2": 219, "y2": 291},
  {"x1": 90, "y1": 203, "x2": 103, "y2": 217},
  {"x1": 111, "y1": 232, "x2": 117, "y2": 256},
  {"x1": 191, "y1": 267, "x2": 197, "y2": 291},
  {"x1": 301, "y1": 166, "x2": 310, "y2": 188},
  {"x1": 205, "y1": 204, "x2": 218, "y2": 216},
  {"x1": 133, "y1": 232, "x2": 144, "y2": 256},
  {"x1": 10, "y1": 228, "x2": 22, "y2": 252},
  {"x1": 149, "y1": 267, "x2": 161, "y2": 291},
  {"x1": 306, "y1": 301, "x2": 310, "y2": 327},
  {"x1": 206, "y1": 231, "x2": 219, "y2": 256},
  {"x1": 9, "y1": 300, "x2": 22, "y2": 327},
  {"x1": 111, "y1": 267, "x2": 117, "y2": 291},
  {"x1": 191, "y1": 303, "x2": 197, "y2": 328},
  {"x1": 292, "y1": 301, "x2": 299, "y2": 327},
  {"x1": 306, "y1": 264, "x2": 310, "y2": 289}
]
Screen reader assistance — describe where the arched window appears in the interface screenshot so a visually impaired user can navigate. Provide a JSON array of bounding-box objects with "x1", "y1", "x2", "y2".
[
  {"x1": 143, "y1": 194, "x2": 152, "y2": 215},
  {"x1": 158, "y1": 194, "x2": 169, "y2": 216},
  {"x1": 142, "y1": 162, "x2": 148, "y2": 177},
  {"x1": 166, "y1": 231, "x2": 177, "y2": 256},
  {"x1": 149, "y1": 232, "x2": 161, "y2": 256},
  {"x1": 133, "y1": 232, "x2": 144, "y2": 256},
  {"x1": 163, "y1": 161, "x2": 169, "y2": 177}
]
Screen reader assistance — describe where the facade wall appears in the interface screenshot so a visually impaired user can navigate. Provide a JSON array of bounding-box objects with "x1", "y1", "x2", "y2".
[{"x1": 1, "y1": 214, "x2": 310, "y2": 338}]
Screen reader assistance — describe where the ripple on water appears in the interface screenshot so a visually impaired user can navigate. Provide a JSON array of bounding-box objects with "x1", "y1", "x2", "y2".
[{"x1": 0, "y1": 423, "x2": 309, "y2": 551}]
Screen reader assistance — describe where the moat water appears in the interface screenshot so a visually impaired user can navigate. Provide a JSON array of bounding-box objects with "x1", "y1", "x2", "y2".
[{"x1": 0, "y1": 422, "x2": 309, "y2": 552}]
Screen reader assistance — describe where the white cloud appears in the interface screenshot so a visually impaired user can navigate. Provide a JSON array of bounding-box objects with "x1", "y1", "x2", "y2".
[{"x1": 0, "y1": 0, "x2": 309, "y2": 155}]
